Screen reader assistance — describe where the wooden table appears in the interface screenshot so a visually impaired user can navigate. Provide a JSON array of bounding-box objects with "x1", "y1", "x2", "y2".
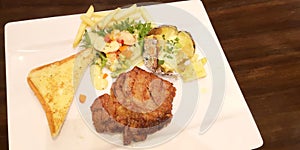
[{"x1": 0, "y1": 0, "x2": 299, "y2": 149}]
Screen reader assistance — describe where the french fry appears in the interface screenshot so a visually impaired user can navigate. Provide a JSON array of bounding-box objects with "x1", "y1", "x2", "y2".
[
  {"x1": 86, "y1": 5, "x2": 94, "y2": 17},
  {"x1": 93, "y1": 16, "x2": 104, "y2": 24},
  {"x1": 92, "y1": 12, "x2": 110, "y2": 23},
  {"x1": 92, "y1": 11, "x2": 110, "y2": 17},
  {"x1": 125, "y1": 13, "x2": 142, "y2": 21},
  {"x1": 73, "y1": 5, "x2": 94, "y2": 48},
  {"x1": 97, "y1": 8, "x2": 120, "y2": 29},
  {"x1": 113, "y1": 4, "x2": 137, "y2": 21},
  {"x1": 140, "y1": 6, "x2": 153, "y2": 22},
  {"x1": 80, "y1": 15, "x2": 96, "y2": 27},
  {"x1": 73, "y1": 23, "x2": 87, "y2": 48}
]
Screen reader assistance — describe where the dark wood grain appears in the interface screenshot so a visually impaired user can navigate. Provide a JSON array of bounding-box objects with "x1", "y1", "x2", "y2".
[
  {"x1": 202, "y1": 0, "x2": 300, "y2": 149},
  {"x1": 1, "y1": 0, "x2": 299, "y2": 149}
]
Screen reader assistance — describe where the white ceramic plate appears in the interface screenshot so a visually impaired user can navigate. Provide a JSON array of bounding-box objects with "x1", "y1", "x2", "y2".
[
  {"x1": 5, "y1": 2, "x2": 227, "y2": 149},
  {"x1": 5, "y1": 1, "x2": 264, "y2": 149},
  {"x1": 75, "y1": 4, "x2": 225, "y2": 148}
]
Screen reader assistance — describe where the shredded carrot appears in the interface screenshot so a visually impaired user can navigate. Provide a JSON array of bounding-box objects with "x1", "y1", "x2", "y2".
[
  {"x1": 102, "y1": 73, "x2": 108, "y2": 79},
  {"x1": 119, "y1": 45, "x2": 128, "y2": 51}
]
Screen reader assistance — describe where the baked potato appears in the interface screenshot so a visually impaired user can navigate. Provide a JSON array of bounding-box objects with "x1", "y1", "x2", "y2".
[
  {"x1": 147, "y1": 25, "x2": 195, "y2": 58},
  {"x1": 143, "y1": 25, "x2": 207, "y2": 82}
]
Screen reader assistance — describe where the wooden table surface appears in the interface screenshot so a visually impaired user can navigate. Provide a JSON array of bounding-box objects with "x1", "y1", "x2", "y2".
[{"x1": 0, "y1": 0, "x2": 299, "y2": 149}]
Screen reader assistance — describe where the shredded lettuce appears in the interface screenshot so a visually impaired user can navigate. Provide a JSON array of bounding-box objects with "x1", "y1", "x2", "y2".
[
  {"x1": 92, "y1": 52, "x2": 107, "y2": 68},
  {"x1": 80, "y1": 30, "x2": 93, "y2": 48}
]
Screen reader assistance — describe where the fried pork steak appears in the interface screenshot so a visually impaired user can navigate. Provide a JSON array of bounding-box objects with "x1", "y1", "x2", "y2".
[{"x1": 90, "y1": 67, "x2": 176, "y2": 145}]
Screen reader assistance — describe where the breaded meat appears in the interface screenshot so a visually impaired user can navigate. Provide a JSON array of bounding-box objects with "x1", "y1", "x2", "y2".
[{"x1": 90, "y1": 67, "x2": 176, "y2": 145}]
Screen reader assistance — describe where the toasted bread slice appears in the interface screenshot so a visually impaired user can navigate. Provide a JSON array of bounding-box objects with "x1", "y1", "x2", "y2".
[{"x1": 27, "y1": 48, "x2": 95, "y2": 137}]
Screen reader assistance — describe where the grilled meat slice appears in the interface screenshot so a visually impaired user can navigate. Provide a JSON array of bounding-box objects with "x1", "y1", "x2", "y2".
[
  {"x1": 106, "y1": 67, "x2": 176, "y2": 128},
  {"x1": 90, "y1": 94, "x2": 124, "y2": 133},
  {"x1": 90, "y1": 67, "x2": 176, "y2": 145}
]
